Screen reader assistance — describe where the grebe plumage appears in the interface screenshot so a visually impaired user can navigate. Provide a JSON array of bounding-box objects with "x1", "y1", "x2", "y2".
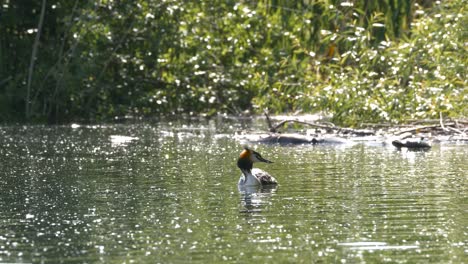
[{"x1": 237, "y1": 147, "x2": 277, "y2": 186}]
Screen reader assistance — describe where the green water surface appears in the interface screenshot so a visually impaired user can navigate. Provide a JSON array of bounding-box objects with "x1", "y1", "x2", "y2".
[{"x1": 0, "y1": 119, "x2": 466, "y2": 263}]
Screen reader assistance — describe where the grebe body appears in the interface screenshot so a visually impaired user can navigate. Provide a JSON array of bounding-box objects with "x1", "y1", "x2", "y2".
[{"x1": 237, "y1": 147, "x2": 277, "y2": 186}]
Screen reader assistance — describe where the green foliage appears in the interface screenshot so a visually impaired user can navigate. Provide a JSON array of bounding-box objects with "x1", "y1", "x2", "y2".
[
  {"x1": 0, "y1": 0, "x2": 466, "y2": 124},
  {"x1": 251, "y1": 0, "x2": 467, "y2": 126}
]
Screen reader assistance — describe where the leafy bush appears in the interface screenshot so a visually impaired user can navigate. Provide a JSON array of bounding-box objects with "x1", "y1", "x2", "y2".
[
  {"x1": 251, "y1": 0, "x2": 467, "y2": 126},
  {"x1": 0, "y1": 0, "x2": 465, "y2": 124}
]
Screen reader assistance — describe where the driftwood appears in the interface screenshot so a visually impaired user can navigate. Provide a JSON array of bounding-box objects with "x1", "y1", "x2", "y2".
[
  {"x1": 265, "y1": 111, "x2": 467, "y2": 136},
  {"x1": 393, "y1": 122, "x2": 466, "y2": 135},
  {"x1": 362, "y1": 118, "x2": 468, "y2": 130},
  {"x1": 264, "y1": 112, "x2": 375, "y2": 136},
  {"x1": 254, "y1": 133, "x2": 349, "y2": 145},
  {"x1": 239, "y1": 112, "x2": 468, "y2": 147},
  {"x1": 407, "y1": 118, "x2": 468, "y2": 126}
]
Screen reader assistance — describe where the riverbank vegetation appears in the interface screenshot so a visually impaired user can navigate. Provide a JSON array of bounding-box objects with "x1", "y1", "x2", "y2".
[{"x1": 0, "y1": 0, "x2": 466, "y2": 125}]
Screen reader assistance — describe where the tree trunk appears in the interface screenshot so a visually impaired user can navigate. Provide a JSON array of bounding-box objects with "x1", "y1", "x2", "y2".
[{"x1": 26, "y1": 0, "x2": 47, "y2": 120}]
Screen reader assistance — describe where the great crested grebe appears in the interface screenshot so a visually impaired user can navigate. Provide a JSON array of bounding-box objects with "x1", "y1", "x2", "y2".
[{"x1": 237, "y1": 147, "x2": 278, "y2": 186}]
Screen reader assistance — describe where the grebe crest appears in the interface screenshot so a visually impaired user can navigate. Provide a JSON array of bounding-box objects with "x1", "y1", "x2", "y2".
[{"x1": 237, "y1": 147, "x2": 277, "y2": 186}]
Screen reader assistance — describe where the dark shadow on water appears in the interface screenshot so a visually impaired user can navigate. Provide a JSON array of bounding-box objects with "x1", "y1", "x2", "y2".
[{"x1": 394, "y1": 147, "x2": 431, "y2": 153}]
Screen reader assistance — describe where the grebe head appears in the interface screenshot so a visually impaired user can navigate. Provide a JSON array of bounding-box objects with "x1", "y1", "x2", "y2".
[{"x1": 237, "y1": 147, "x2": 273, "y2": 172}]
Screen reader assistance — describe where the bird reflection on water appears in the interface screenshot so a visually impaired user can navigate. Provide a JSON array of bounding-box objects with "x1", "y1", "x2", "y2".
[{"x1": 238, "y1": 184, "x2": 278, "y2": 214}]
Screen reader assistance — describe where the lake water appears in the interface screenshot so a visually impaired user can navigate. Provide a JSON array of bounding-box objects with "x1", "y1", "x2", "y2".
[{"x1": 0, "y1": 118, "x2": 467, "y2": 263}]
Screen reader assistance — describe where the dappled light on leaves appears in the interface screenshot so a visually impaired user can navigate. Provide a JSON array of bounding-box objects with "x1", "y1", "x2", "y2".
[{"x1": 0, "y1": 0, "x2": 465, "y2": 123}]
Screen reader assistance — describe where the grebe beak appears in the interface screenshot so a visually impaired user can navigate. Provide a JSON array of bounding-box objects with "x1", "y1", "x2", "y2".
[
  {"x1": 259, "y1": 156, "x2": 273, "y2": 163},
  {"x1": 253, "y1": 150, "x2": 273, "y2": 163}
]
